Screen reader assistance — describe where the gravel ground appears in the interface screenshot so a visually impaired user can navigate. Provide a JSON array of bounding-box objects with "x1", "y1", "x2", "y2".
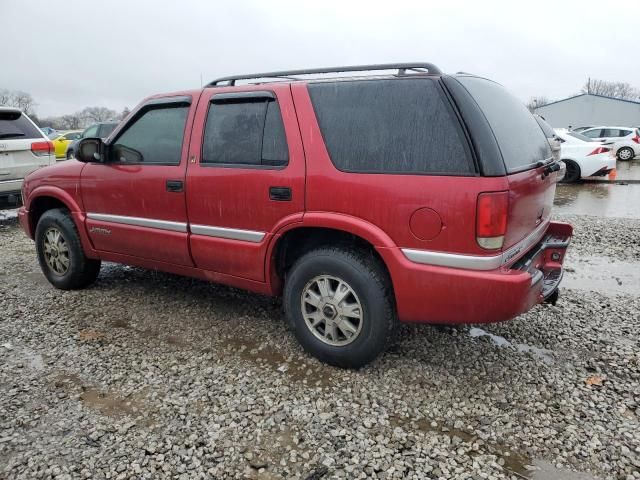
[{"x1": 0, "y1": 212, "x2": 639, "y2": 480}]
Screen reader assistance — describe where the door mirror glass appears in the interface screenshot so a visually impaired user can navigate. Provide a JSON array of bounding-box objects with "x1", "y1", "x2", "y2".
[{"x1": 76, "y1": 138, "x2": 104, "y2": 163}]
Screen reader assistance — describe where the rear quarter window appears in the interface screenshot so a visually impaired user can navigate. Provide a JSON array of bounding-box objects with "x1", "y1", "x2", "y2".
[
  {"x1": 307, "y1": 79, "x2": 474, "y2": 175},
  {"x1": 455, "y1": 76, "x2": 551, "y2": 173},
  {"x1": 0, "y1": 111, "x2": 42, "y2": 140}
]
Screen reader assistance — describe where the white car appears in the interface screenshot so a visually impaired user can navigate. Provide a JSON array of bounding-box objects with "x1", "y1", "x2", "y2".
[
  {"x1": 610, "y1": 128, "x2": 640, "y2": 161},
  {"x1": 0, "y1": 107, "x2": 55, "y2": 203},
  {"x1": 579, "y1": 126, "x2": 636, "y2": 143},
  {"x1": 554, "y1": 129, "x2": 617, "y2": 183}
]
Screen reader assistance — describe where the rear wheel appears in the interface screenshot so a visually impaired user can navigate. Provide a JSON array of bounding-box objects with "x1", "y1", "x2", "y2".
[
  {"x1": 35, "y1": 209, "x2": 101, "y2": 290},
  {"x1": 561, "y1": 160, "x2": 581, "y2": 183},
  {"x1": 617, "y1": 147, "x2": 634, "y2": 161},
  {"x1": 283, "y1": 247, "x2": 396, "y2": 368},
  {"x1": 66, "y1": 149, "x2": 74, "y2": 160}
]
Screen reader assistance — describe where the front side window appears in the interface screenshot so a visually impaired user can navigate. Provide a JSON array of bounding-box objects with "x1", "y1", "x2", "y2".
[
  {"x1": 582, "y1": 129, "x2": 603, "y2": 138},
  {"x1": 201, "y1": 98, "x2": 288, "y2": 167},
  {"x1": 307, "y1": 79, "x2": 474, "y2": 174},
  {"x1": 110, "y1": 106, "x2": 188, "y2": 165}
]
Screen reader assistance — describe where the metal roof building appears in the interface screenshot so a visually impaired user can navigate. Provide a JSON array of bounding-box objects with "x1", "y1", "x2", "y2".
[{"x1": 534, "y1": 94, "x2": 640, "y2": 128}]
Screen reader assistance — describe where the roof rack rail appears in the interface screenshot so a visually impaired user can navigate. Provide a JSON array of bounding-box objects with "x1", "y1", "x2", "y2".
[{"x1": 207, "y1": 62, "x2": 442, "y2": 87}]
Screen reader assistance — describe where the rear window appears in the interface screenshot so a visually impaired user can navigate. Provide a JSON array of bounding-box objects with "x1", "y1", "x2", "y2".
[
  {"x1": 0, "y1": 111, "x2": 42, "y2": 140},
  {"x1": 456, "y1": 76, "x2": 551, "y2": 172},
  {"x1": 307, "y1": 79, "x2": 474, "y2": 175},
  {"x1": 534, "y1": 115, "x2": 555, "y2": 138},
  {"x1": 567, "y1": 131, "x2": 596, "y2": 142}
]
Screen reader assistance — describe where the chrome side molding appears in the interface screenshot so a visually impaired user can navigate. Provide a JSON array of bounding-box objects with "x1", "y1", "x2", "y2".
[
  {"x1": 87, "y1": 213, "x2": 187, "y2": 233},
  {"x1": 190, "y1": 224, "x2": 265, "y2": 243}
]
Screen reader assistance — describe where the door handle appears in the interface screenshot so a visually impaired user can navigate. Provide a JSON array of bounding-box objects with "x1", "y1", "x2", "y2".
[
  {"x1": 269, "y1": 186, "x2": 291, "y2": 201},
  {"x1": 166, "y1": 180, "x2": 184, "y2": 192}
]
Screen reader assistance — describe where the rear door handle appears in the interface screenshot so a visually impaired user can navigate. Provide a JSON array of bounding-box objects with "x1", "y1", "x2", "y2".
[
  {"x1": 269, "y1": 186, "x2": 291, "y2": 201},
  {"x1": 166, "y1": 180, "x2": 184, "y2": 192}
]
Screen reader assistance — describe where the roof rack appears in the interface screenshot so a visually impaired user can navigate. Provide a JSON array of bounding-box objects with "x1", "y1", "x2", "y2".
[{"x1": 207, "y1": 62, "x2": 442, "y2": 87}]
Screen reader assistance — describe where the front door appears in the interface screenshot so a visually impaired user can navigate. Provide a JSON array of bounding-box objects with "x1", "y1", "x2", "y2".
[
  {"x1": 186, "y1": 85, "x2": 305, "y2": 281},
  {"x1": 81, "y1": 95, "x2": 197, "y2": 266}
]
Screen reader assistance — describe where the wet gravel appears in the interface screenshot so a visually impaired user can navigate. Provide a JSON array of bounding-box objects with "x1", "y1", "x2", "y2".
[{"x1": 1, "y1": 212, "x2": 639, "y2": 480}]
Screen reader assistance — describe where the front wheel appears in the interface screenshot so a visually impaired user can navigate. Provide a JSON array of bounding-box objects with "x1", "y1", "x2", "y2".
[
  {"x1": 35, "y1": 209, "x2": 101, "y2": 290},
  {"x1": 283, "y1": 247, "x2": 396, "y2": 368},
  {"x1": 617, "y1": 147, "x2": 635, "y2": 161}
]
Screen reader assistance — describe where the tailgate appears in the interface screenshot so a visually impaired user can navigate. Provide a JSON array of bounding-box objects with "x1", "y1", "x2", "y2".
[
  {"x1": 504, "y1": 164, "x2": 558, "y2": 248},
  {"x1": 0, "y1": 139, "x2": 45, "y2": 181}
]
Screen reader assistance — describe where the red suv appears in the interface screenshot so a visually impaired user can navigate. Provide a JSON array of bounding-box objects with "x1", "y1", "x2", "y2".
[{"x1": 18, "y1": 63, "x2": 572, "y2": 368}]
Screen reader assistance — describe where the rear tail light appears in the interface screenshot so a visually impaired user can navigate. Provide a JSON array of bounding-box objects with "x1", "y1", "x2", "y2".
[
  {"x1": 476, "y1": 192, "x2": 509, "y2": 250},
  {"x1": 632, "y1": 135, "x2": 640, "y2": 144},
  {"x1": 588, "y1": 146, "x2": 610, "y2": 156},
  {"x1": 31, "y1": 141, "x2": 53, "y2": 157}
]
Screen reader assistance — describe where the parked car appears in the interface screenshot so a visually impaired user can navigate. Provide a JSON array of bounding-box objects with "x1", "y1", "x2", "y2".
[
  {"x1": 66, "y1": 122, "x2": 118, "y2": 159},
  {"x1": 610, "y1": 128, "x2": 640, "y2": 161},
  {"x1": 554, "y1": 129, "x2": 616, "y2": 182},
  {"x1": 51, "y1": 130, "x2": 83, "y2": 159},
  {"x1": 579, "y1": 126, "x2": 636, "y2": 143},
  {"x1": 18, "y1": 63, "x2": 572, "y2": 368},
  {"x1": 0, "y1": 107, "x2": 55, "y2": 204}
]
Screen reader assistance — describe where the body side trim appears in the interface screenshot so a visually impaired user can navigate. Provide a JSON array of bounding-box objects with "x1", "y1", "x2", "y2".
[
  {"x1": 190, "y1": 224, "x2": 265, "y2": 243},
  {"x1": 402, "y1": 219, "x2": 550, "y2": 271},
  {"x1": 87, "y1": 213, "x2": 187, "y2": 233}
]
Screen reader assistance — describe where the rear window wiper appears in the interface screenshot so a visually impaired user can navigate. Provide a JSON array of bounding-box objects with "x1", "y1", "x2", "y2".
[{"x1": 0, "y1": 132, "x2": 26, "y2": 139}]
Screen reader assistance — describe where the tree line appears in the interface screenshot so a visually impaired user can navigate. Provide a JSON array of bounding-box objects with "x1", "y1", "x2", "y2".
[
  {"x1": 0, "y1": 88, "x2": 129, "y2": 130},
  {"x1": 527, "y1": 78, "x2": 640, "y2": 112}
]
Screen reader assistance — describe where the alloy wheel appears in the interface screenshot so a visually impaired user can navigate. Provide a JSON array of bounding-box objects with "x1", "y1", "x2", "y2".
[
  {"x1": 43, "y1": 227, "x2": 70, "y2": 276},
  {"x1": 300, "y1": 275, "x2": 364, "y2": 346}
]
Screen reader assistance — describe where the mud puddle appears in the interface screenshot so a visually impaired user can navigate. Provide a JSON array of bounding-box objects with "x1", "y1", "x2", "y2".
[
  {"x1": 554, "y1": 183, "x2": 640, "y2": 219},
  {"x1": 563, "y1": 255, "x2": 639, "y2": 294},
  {"x1": 221, "y1": 335, "x2": 334, "y2": 388}
]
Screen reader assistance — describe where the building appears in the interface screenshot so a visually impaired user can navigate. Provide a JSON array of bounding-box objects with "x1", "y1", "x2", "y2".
[{"x1": 534, "y1": 94, "x2": 640, "y2": 128}]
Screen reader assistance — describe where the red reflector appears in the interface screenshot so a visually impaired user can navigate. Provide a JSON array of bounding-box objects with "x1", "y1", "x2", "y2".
[
  {"x1": 588, "y1": 147, "x2": 610, "y2": 156},
  {"x1": 476, "y1": 192, "x2": 508, "y2": 250},
  {"x1": 31, "y1": 141, "x2": 53, "y2": 156}
]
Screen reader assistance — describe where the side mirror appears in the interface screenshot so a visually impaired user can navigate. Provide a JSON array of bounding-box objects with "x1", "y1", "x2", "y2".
[{"x1": 76, "y1": 138, "x2": 104, "y2": 163}]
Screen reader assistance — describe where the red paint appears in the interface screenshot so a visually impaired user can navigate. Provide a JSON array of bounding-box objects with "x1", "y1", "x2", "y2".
[{"x1": 19, "y1": 79, "x2": 572, "y2": 326}]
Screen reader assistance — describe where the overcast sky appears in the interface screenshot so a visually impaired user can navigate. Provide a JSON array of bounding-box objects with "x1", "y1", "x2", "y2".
[{"x1": 2, "y1": 0, "x2": 639, "y2": 118}]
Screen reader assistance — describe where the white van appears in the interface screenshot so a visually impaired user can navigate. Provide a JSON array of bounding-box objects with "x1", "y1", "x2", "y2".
[{"x1": 0, "y1": 107, "x2": 55, "y2": 203}]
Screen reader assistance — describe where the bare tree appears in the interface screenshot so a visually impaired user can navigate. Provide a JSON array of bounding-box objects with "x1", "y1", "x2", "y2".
[
  {"x1": 582, "y1": 78, "x2": 640, "y2": 101},
  {"x1": 0, "y1": 89, "x2": 37, "y2": 115},
  {"x1": 60, "y1": 114, "x2": 83, "y2": 130},
  {"x1": 80, "y1": 106, "x2": 118, "y2": 124},
  {"x1": 526, "y1": 96, "x2": 550, "y2": 113}
]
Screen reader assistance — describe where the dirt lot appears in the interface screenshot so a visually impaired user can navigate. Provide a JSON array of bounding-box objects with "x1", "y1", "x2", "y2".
[{"x1": 1, "y1": 184, "x2": 639, "y2": 480}]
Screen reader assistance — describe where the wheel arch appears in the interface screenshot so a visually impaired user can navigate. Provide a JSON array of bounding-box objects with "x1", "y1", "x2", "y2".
[{"x1": 266, "y1": 214, "x2": 397, "y2": 296}]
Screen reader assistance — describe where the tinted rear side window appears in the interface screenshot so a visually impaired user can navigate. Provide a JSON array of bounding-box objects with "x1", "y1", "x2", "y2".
[
  {"x1": 455, "y1": 77, "x2": 551, "y2": 173},
  {"x1": 307, "y1": 79, "x2": 474, "y2": 175},
  {"x1": 0, "y1": 111, "x2": 42, "y2": 139},
  {"x1": 202, "y1": 99, "x2": 288, "y2": 167}
]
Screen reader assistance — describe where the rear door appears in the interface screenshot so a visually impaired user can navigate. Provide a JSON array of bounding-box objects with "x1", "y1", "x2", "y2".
[
  {"x1": 186, "y1": 84, "x2": 305, "y2": 281},
  {"x1": 81, "y1": 96, "x2": 196, "y2": 265},
  {"x1": 0, "y1": 111, "x2": 52, "y2": 190},
  {"x1": 452, "y1": 76, "x2": 558, "y2": 249}
]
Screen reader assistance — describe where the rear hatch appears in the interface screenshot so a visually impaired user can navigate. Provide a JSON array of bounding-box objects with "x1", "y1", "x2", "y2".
[
  {"x1": 0, "y1": 110, "x2": 52, "y2": 184},
  {"x1": 449, "y1": 76, "x2": 558, "y2": 251}
]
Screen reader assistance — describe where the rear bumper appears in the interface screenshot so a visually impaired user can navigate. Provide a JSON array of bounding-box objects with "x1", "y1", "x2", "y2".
[
  {"x1": 380, "y1": 221, "x2": 573, "y2": 324},
  {"x1": 0, "y1": 179, "x2": 23, "y2": 196}
]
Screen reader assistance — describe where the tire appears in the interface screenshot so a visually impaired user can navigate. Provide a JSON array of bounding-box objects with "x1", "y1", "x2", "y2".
[
  {"x1": 617, "y1": 147, "x2": 635, "y2": 161},
  {"x1": 35, "y1": 208, "x2": 101, "y2": 290},
  {"x1": 283, "y1": 247, "x2": 396, "y2": 368},
  {"x1": 561, "y1": 160, "x2": 581, "y2": 183},
  {"x1": 66, "y1": 149, "x2": 74, "y2": 160}
]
